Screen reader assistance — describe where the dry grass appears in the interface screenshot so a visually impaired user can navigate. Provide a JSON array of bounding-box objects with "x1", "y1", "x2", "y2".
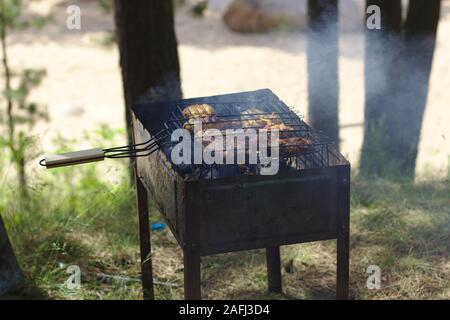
[{"x1": 1, "y1": 151, "x2": 448, "y2": 299}]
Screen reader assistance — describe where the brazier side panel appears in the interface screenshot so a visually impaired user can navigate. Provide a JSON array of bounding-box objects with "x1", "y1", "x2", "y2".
[
  {"x1": 194, "y1": 169, "x2": 339, "y2": 253},
  {"x1": 133, "y1": 116, "x2": 185, "y2": 245}
]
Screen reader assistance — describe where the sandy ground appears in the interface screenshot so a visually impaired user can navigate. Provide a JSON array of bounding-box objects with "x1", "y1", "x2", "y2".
[{"x1": 5, "y1": 0, "x2": 450, "y2": 178}]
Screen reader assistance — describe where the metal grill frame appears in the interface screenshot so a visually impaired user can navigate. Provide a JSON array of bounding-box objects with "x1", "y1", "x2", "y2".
[
  {"x1": 141, "y1": 91, "x2": 345, "y2": 180},
  {"x1": 131, "y1": 89, "x2": 350, "y2": 300}
]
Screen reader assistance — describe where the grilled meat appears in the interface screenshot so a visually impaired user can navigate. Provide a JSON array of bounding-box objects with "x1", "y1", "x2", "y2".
[
  {"x1": 184, "y1": 117, "x2": 243, "y2": 132},
  {"x1": 279, "y1": 136, "x2": 313, "y2": 153},
  {"x1": 241, "y1": 108, "x2": 269, "y2": 128},
  {"x1": 241, "y1": 108, "x2": 282, "y2": 128},
  {"x1": 183, "y1": 115, "x2": 219, "y2": 130},
  {"x1": 183, "y1": 104, "x2": 247, "y2": 132},
  {"x1": 182, "y1": 104, "x2": 216, "y2": 119},
  {"x1": 265, "y1": 123, "x2": 294, "y2": 131},
  {"x1": 181, "y1": 104, "x2": 314, "y2": 155}
]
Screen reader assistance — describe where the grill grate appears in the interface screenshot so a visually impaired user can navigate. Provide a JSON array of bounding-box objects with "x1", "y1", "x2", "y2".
[{"x1": 150, "y1": 97, "x2": 342, "y2": 180}]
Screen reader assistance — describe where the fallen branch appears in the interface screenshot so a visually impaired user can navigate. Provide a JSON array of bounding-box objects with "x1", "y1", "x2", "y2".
[{"x1": 96, "y1": 272, "x2": 179, "y2": 287}]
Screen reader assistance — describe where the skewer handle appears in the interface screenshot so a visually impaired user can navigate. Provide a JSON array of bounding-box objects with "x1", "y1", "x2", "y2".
[{"x1": 41, "y1": 148, "x2": 105, "y2": 169}]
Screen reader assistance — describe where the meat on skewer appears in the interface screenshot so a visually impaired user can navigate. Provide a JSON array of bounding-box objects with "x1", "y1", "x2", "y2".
[{"x1": 181, "y1": 104, "x2": 314, "y2": 155}]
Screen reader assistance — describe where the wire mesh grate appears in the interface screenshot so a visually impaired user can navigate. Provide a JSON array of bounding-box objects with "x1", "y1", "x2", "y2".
[{"x1": 151, "y1": 97, "x2": 342, "y2": 180}]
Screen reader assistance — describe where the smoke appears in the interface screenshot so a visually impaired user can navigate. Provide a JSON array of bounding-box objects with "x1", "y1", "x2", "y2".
[
  {"x1": 301, "y1": 0, "x2": 440, "y2": 176},
  {"x1": 361, "y1": 0, "x2": 441, "y2": 177}
]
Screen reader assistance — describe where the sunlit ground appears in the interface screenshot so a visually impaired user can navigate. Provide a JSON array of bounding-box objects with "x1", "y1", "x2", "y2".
[{"x1": 4, "y1": 0, "x2": 450, "y2": 178}]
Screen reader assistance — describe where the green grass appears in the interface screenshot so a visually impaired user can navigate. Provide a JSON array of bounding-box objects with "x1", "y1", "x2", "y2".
[{"x1": 0, "y1": 141, "x2": 448, "y2": 299}]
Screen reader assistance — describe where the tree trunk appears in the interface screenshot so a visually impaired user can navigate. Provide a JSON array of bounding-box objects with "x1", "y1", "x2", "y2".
[
  {"x1": 114, "y1": 0, "x2": 182, "y2": 173},
  {"x1": 360, "y1": 0, "x2": 441, "y2": 179},
  {"x1": 307, "y1": 0, "x2": 340, "y2": 149},
  {"x1": 386, "y1": 0, "x2": 441, "y2": 178},
  {"x1": 0, "y1": 216, "x2": 22, "y2": 296},
  {"x1": 360, "y1": 0, "x2": 402, "y2": 177}
]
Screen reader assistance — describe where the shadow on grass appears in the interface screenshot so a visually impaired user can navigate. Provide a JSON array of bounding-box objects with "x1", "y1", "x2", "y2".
[
  {"x1": 0, "y1": 280, "x2": 49, "y2": 300},
  {"x1": 353, "y1": 178, "x2": 449, "y2": 257},
  {"x1": 349, "y1": 177, "x2": 449, "y2": 299},
  {"x1": 7, "y1": 233, "x2": 94, "y2": 299},
  {"x1": 200, "y1": 248, "x2": 338, "y2": 300}
]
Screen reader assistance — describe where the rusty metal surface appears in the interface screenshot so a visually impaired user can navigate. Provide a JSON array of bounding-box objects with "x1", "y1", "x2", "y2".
[
  {"x1": 336, "y1": 165, "x2": 351, "y2": 299},
  {"x1": 131, "y1": 89, "x2": 350, "y2": 256},
  {"x1": 135, "y1": 170, "x2": 154, "y2": 300},
  {"x1": 266, "y1": 246, "x2": 282, "y2": 293},
  {"x1": 192, "y1": 167, "x2": 341, "y2": 255},
  {"x1": 132, "y1": 89, "x2": 350, "y2": 299},
  {"x1": 133, "y1": 115, "x2": 185, "y2": 246}
]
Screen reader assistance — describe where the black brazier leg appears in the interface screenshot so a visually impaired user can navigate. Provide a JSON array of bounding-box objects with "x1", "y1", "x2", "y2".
[
  {"x1": 183, "y1": 249, "x2": 201, "y2": 300},
  {"x1": 336, "y1": 166, "x2": 350, "y2": 300},
  {"x1": 336, "y1": 231, "x2": 349, "y2": 299},
  {"x1": 266, "y1": 246, "x2": 282, "y2": 293},
  {"x1": 135, "y1": 174, "x2": 154, "y2": 300}
]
